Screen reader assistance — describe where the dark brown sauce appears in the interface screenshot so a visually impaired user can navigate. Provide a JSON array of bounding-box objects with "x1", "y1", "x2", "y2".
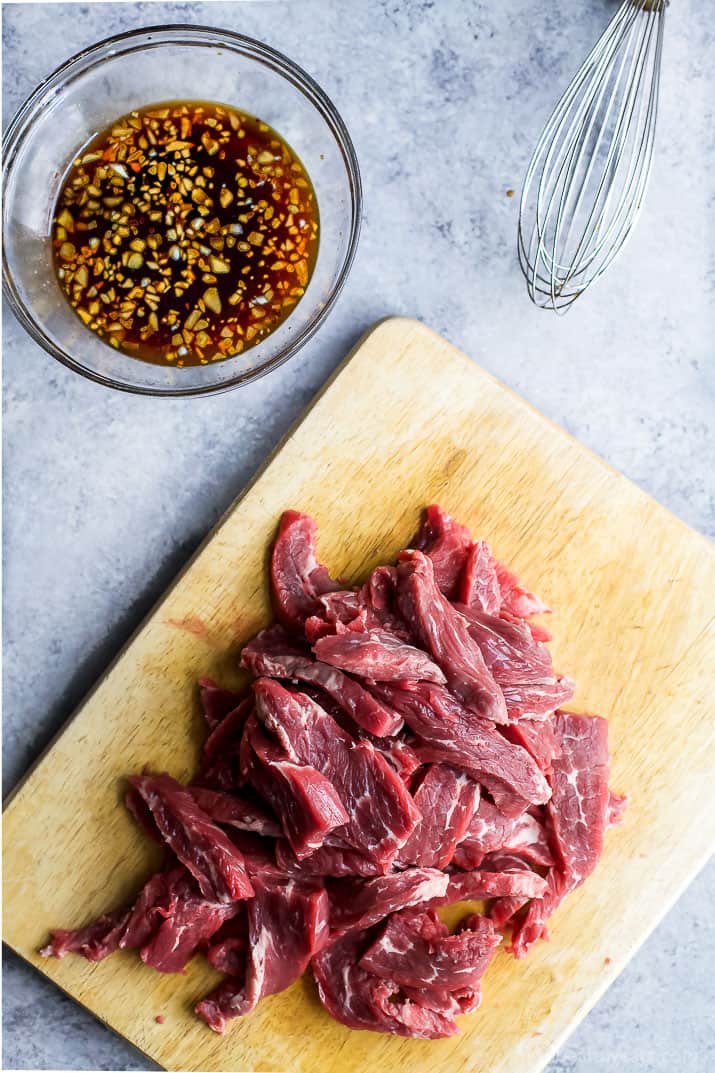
[{"x1": 52, "y1": 100, "x2": 319, "y2": 366}]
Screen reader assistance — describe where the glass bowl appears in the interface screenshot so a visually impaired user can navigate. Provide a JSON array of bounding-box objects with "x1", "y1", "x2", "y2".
[{"x1": 2, "y1": 25, "x2": 362, "y2": 396}]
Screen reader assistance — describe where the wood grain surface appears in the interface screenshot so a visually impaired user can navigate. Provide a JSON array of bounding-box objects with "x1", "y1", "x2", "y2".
[{"x1": 4, "y1": 318, "x2": 715, "y2": 1073}]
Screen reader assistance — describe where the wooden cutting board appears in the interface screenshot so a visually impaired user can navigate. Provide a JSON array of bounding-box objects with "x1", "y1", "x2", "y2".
[{"x1": 4, "y1": 318, "x2": 715, "y2": 1073}]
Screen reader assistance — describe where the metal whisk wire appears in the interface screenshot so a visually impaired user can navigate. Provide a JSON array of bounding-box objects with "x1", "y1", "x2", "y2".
[{"x1": 518, "y1": 0, "x2": 668, "y2": 312}]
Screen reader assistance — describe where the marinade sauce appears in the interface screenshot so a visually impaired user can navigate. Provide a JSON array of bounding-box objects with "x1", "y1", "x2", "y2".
[{"x1": 52, "y1": 101, "x2": 320, "y2": 366}]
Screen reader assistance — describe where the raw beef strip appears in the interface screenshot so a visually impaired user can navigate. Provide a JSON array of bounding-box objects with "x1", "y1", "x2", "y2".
[
  {"x1": 313, "y1": 626, "x2": 447, "y2": 684},
  {"x1": 357, "y1": 565, "x2": 414, "y2": 639},
  {"x1": 455, "y1": 604, "x2": 574, "y2": 720},
  {"x1": 459, "y1": 543, "x2": 549, "y2": 620},
  {"x1": 128, "y1": 772, "x2": 254, "y2": 903},
  {"x1": 307, "y1": 566, "x2": 410, "y2": 642},
  {"x1": 379, "y1": 736, "x2": 422, "y2": 784},
  {"x1": 413, "y1": 740, "x2": 549, "y2": 818},
  {"x1": 124, "y1": 784, "x2": 165, "y2": 844},
  {"x1": 196, "y1": 877, "x2": 329, "y2": 1032},
  {"x1": 241, "y1": 625, "x2": 402, "y2": 737},
  {"x1": 313, "y1": 927, "x2": 460, "y2": 1039},
  {"x1": 480, "y1": 854, "x2": 539, "y2": 929},
  {"x1": 188, "y1": 786, "x2": 281, "y2": 838},
  {"x1": 305, "y1": 588, "x2": 388, "y2": 643},
  {"x1": 205, "y1": 912, "x2": 248, "y2": 975},
  {"x1": 362, "y1": 565, "x2": 398, "y2": 615},
  {"x1": 412, "y1": 505, "x2": 472, "y2": 599},
  {"x1": 224, "y1": 829, "x2": 284, "y2": 881},
  {"x1": 452, "y1": 798, "x2": 553, "y2": 870},
  {"x1": 41, "y1": 866, "x2": 177, "y2": 961},
  {"x1": 503, "y1": 718, "x2": 563, "y2": 774},
  {"x1": 361, "y1": 908, "x2": 500, "y2": 995},
  {"x1": 372, "y1": 678, "x2": 489, "y2": 733},
  {"x1": 373, "y1": 680, "x2": 551, "y2": 814},
  {"x1": 398, "y1": 765, "x2": 480, "y2": 869},
  {"x1": 508, "y1": 712, "x2": 614, "y2": 958},
  {"x1": 270, "y1": 511, "x2": 341, "y2": 632},
  {"x1": 459, "y1": 541, "x2": 501, "y2": 614},
  {"x1": 118, "y1": 867, "x2": 186, "y2": 950},
  {"x1": 141, "y1": 875, "x2": 237, "y2": 974},
  {"x1": 399, "y1": 979, "x2": 480, "y2": 1017},
  {"x1": 42, "y1": 864, "x2": 234, "y2": 973},
  {"x1": 276, "y1": 839, "x2": 384, "y2": 878},
  {"x1": 526, "y1": 620, "x2": 553, "y2": 643},
  {"x1": 327, "y1": 868, "x2": 448, "y2": 936},
  {"x1": 241, "y1": 713, "x2": 349, "y2": 858},
  {"x1": 493, "y1": 559, "x2": 549, "y2": 619},
  {"x1": 40, "y1": 909, "x2": 130, "y2": 961},
  {"x1": 253, "y1": 679, "x2": 420, "y2": 866},
  {"x1": 201, "y1": 697, "x2": 253, "y2": 763},
  {"x1": 195, "y1": 696, "x2": 253, "y2": 792},
  {"x1": 426, "y1": 868, "x2": 548, "y2": 908},
  {"x1": 198, "y1": 678, "x2": 246, "y2": 731},
  {"x1": 396, "y1": 550, "x2": 507, "y2": 722}
]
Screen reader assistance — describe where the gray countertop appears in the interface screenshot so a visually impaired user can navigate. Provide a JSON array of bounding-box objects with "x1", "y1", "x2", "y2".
[{"x1": 3, "y1": 1, "x2": 713, "y2": 1070}]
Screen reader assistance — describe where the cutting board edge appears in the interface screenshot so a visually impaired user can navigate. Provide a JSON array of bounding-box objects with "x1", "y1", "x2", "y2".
[
  {"x1": 384, "y1": 319, "x2": 713, "y2": 554},
  {"x1": 520, "y1": 844, "x2": 715, "y2": 1073}
]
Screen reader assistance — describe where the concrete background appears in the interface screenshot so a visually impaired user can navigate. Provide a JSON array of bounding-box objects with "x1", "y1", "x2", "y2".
[{"x1": 3, "y1": 1, "x2": 713, "y2": 1070}]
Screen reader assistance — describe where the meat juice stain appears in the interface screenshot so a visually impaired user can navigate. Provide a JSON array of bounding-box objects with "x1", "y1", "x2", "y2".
[{"x1": 52, "y1": 100, "x2": 319, "y2": 367}]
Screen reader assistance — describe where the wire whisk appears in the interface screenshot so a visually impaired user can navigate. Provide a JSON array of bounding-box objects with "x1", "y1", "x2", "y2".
[{"x1": 518, "y1": 0, "x2": 668, "y2": 312}]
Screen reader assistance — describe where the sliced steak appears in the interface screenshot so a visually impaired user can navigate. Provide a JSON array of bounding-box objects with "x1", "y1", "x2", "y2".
[
  {"x1": 128, "y1": 773, "x2": 254, "y2": 903},
  {"x1": 396, "y1": 550, "x2": 507, "y2": 721},
  {"x1": 360, "y1": 908, "x2": 500, "y2": 995},
  {"x1": 398, "y1": 765, "x2": 480, "y2": 869},
  {"x1": 425, "y1": 867, "x2": 548, "y2": 908},
  {"x1": 373, "y1": 680, "x2": 551, "y2": 814},
  {"x1": 40, "y1": 909, "x2": 130, "y2": 962},
  {"x1": 508, "y1": 712, "x2": 615, "y2": 958},
  {"x1": 454, "y1": 603, "x2": 574, "y2": 720},
  {"x1": 196, "y1": 876, "x2": 329, "y2": 1032},
  {"x1": 241, "y1": 713, "x2": 349, "y2": 858},
  {"x1": 458, "y1": 541, "x2": 501, "y2": 613},
  {"x1": 502, "y1": 718, "x2": 563, "y2": 774},
  {"x1": 327, "y1": 868, "x2": 448, "y2": 936},
  {"x1": 453, "y1": 797, "x2": 553, "y2": 870},
  {"x1": 459, "y1": 544, "x2": 549, "y2": 620},
  {"x1": 188, "y1": 786, "x2": 281, "y2": 838},
  {"x1": 270, "y1": 510, "x2": 341, "y2": 632},
  {"x1": 412, "y1": 504, "x2": 472, "y2": 599},
  {"x1": 205, "y1": 911, "x2": 248, "y2": 976},
  {"x1": 481, "y1": 854, "x2": 539, "y2": 929},
  {"x1": 42, "y1": 863, "x2": 235, "y2": 974},
  {"x1": 253, "y1": 679, "x2": 420, "y2": 867},
  {"x1": 493, "y1": 559, "x2": 549, "y2": 619},
  {"x1": 313, "y1": 626, "x2": 446, "y2": 684},
  {"x1": 201, "y1": 696, "x2": 253, "y2": 764},
  {"x1": 276, "y1": 839, "x2": 385, "y2": 878},
  {"x1": 241, "y1": 624, "x2": 402, "y2": 736},
  {"x1": 313, "y1": 928, "x2": 460, "y2": 1039},
  {"x1": 140, "y1": 872, "x2": 237, "y2": 974},
  {"x1": 198, "y1": 678, "x2": 247, "y2": 731}
]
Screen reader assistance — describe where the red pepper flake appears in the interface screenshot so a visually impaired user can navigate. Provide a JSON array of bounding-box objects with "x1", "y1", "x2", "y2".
[
  {"x1": 604, "y1": 956, "x2": 612, "y2": 965},
  {"x1": 155, "y1": 1015, "x2": 165, "y2": 1025}
]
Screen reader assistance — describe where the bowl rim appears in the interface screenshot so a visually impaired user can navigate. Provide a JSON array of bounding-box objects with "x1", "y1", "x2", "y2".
[{"x1": 2, "y1": 23, "x2": 362, "y2": 397}]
